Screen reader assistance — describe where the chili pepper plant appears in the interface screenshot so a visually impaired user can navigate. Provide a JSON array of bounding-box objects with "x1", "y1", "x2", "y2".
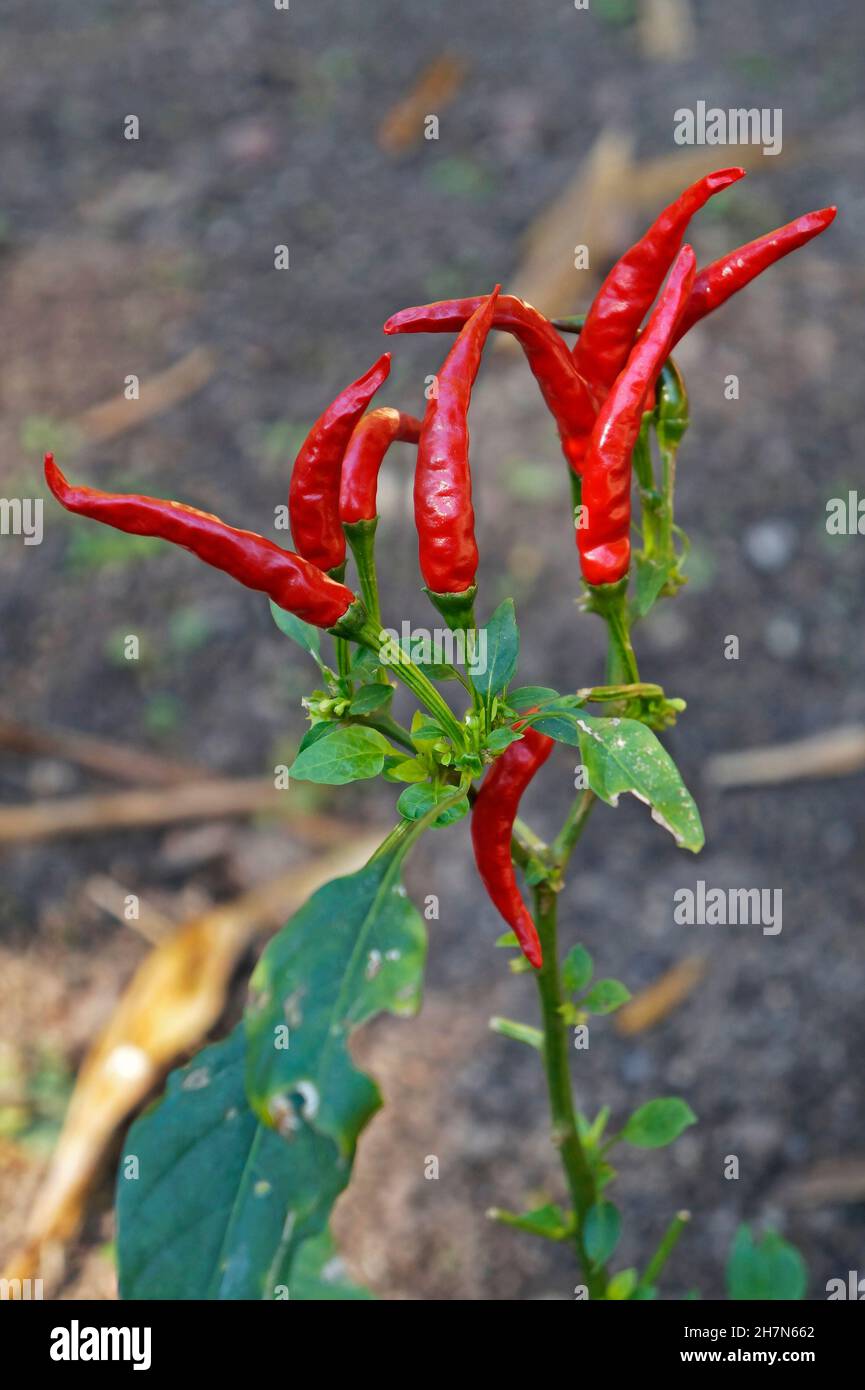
[{"x1": 46, "y1": 172, "x2": 835, "y2": 1300}]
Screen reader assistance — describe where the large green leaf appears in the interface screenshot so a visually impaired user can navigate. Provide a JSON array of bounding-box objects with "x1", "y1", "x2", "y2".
[
  {"x1": 245, "y1": 852, "x2": 426, "y2": 1152},
  {"x1": 116, "y1": 1027, "x2": 349, "y2": 1300},
  {"x1": 471, "y1": 598, "x2": 519, "y2": 707},
  {"x1": 726, "y1": 1225, "x2": 807, "y2": 1301},
  {"x1": 288, "y1": 723, "x2": 392, "y2": 784},
  {"x1": 533, "y1": 711, "x2": 704, "y2": 852}
]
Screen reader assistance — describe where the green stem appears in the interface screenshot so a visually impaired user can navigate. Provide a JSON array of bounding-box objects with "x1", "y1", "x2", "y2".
[
  {"x1": 513, "y1": 814, "x2": 549, "y2": 865},
  {"x1": 357, "y1": 620, "x2": 466, "y2": 749},
  {"x1": 659, "y1": 440, "x2": 677, "y2": 566},
  {"x1": 642, "y1": 1209, "x2": 691, "y2": 1289},
  {"x1": 355, "y1": 712, "x2": 415, "y2": 754},
  {"x1": 343, "y1": 519, "x2": 382, "y2": 629},
  {"x1": 533, "y1": 882, "x2": 606, "y2": 1297},
  {"x1": 587, "y1": 578, "x2": 639, "y2": 685},
  {"x1": 367, "y1": 780, "x2": 470, "y2": 867},
  {"x1": 335, "y1": 636, "x2": 352, "y2": 688},
  {"x1": 367, "y1": 819, "x2": 414, "y2": 863},
  {"x1": 551, "y1": 789, "x2": 596, "y2": 870}
]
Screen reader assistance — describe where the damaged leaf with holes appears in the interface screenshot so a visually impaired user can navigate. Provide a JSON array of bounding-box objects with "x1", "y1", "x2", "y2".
[{"x1": 244, "y1": 849, "x2": 426, "y2": 1153}]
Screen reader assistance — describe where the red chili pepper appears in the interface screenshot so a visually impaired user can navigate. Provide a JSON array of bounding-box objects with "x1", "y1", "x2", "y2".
[
  {"x1": 385, "y1": 293, "x2": 596, "y2": 474},
  {"x1": 338, "y1": 407, "x2": 421, "y2": 525},
  {"x1": 44, "y1": 454, "x2": 359, "y2": 631},
  {"x1": 471, "y1": 719, "x2": 554, "y2": 969},
  {"x1": 288, "y1": 353, "x2": 391, "y2": 573},
  {"x1": 579, "y1": 246, "x2": 696, "y2": 588},
  {"x1": 574, "y1": 168, "x2": 745, "y2": 403},
  {"x1": 673, "y1": 205, "x2": 837, "y2": 344},
  {"x1": 413, "y1": 287, "x2": 499, "y2": 625}
]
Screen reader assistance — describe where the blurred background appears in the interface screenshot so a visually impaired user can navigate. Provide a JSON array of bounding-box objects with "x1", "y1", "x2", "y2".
[{"x1": 1, "y1": 0, "x2": 863, "y2": 1299}]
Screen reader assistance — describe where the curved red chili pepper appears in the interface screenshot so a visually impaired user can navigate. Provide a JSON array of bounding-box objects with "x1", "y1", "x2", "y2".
[
  {"x1": 338, "y1": 407, "x2": 422, "y2": 525},
  {"x1": 288, "y1": 353, "x2": 391, "y2": 573},
  {"x1": 414, "y1": 287, "x2": 499, "y2": 598},
  {"x1": 579, "y1": 246, "x2": 696, "y2": 588},
  {"x1": 574, "y1": 167, "x2": 745, "y2": 403},
  {"x1": 471, "y1": 720, "x2": 554, "y2": 969},
  {"x1": 673, "y1": 205, "x2": 837, "y2": 344},
  {"x1": 44, "y1": 455, "x2": 358, "y2": 630},
  {"x1": 384, "y1": 293, "x2": 596, "y2": 473}
]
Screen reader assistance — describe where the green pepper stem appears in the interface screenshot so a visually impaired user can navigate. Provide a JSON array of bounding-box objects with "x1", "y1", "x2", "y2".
[
  {"x1": 343, "y1": 518, "x2": 382, "y2": 629},
  {"x1": 426, "y1": 584, "x2": 477, "y2": 636},
  {"x1": 587, "y1": 578, "x2": 639, "y2": 685}
]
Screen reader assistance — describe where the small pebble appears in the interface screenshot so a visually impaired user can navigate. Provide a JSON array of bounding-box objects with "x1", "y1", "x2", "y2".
[
  {"x1": 763, "y1": 614, "x2": 803, "y2": 659},
  {"x1": 743, "y1": 520, "x2": 797, "y2": 572}
]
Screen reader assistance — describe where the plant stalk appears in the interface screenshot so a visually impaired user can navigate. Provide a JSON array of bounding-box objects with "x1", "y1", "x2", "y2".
[{"x1": 532, "y1": 882, "x2": 606, "y2": 1297}]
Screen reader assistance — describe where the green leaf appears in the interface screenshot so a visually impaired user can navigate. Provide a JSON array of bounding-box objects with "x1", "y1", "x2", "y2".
[
  {"x1": 607, "y1": 1267, "x2": 638, "y2": 1300},
  {"x1": 269, "y1": 599, "x2": 324, "y2": 668},
  {"x1": 288, "y1": 724, "x2": 392, "y2": 784},
  {"x1": 410, "y1": 717, "x2": 447, "y2": 747},
  {"x1": 633, "y1": 555, "x2": 671, "y2": 619},
  {"x1": 584, "y1": 1201, "x2": 621, "y2": 1268},
  {"x1": 351, "y1": 646, "x2": 381, "y2": 680},
  {"x1": 508, "y1": 685, "x2": 561, "y2": 711},
  {"x1": 537, "y1": 711, "x2": 704, "y2": 852},
  {"x1": 417, "y1": 662, "x2": 460, "y2": 681},
  {"x1": 490, "y1": 1202, "x2": 571, "y2": 1240},
  {"x1": 577, "y1": 1106, "x2": 610, "y2": 1146},
  {"x1": 580, "y1": 978, "x2": 631, "y2": 1015},
  {"x1": 471, "y1": 598, "x2": 519, "y2": 706},
  {"x1": 385, "y1": 756, "x2": 429, "y2": 784},
  {"x1": 397, "y1": 782, "x2": 469, "y2": 827},
  {"x1": 509, "y1": 955, "x2": 534, "y2": 975},
  {"x1": 245, "y1": 852, "x2": 426, "y2": 1153},
  {"x1": 726, "y1": 1225, "x2": 807, "y2": 1301},
  {"x1": 494, "y1": 930, "x2": 520, "y2": 949},
  {"x1": 622, "y1": 1097, "x2": 697, "y2": 1149},
  {"x1": 290, "y1": 1231, "x2": 375, "y2": 1300},
  {"x1": 488, "y1": 1016, "x2": 543, "y2": 1050},
  {"x1": 562, "y1": 944, "x2": 594, "y2": 994},
  {"x1": 348, "y1": 684, "x2": 393, "y2": 715},
  {"x1": 485, "y1": 726, "x2": 523, "y2": 754},
  {"x1": 116, "y1": 1027, "x2": 348, "y2": 1300},
  {"x1": 296, "y1": 721, "x2": 334, "y2": 755}
]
